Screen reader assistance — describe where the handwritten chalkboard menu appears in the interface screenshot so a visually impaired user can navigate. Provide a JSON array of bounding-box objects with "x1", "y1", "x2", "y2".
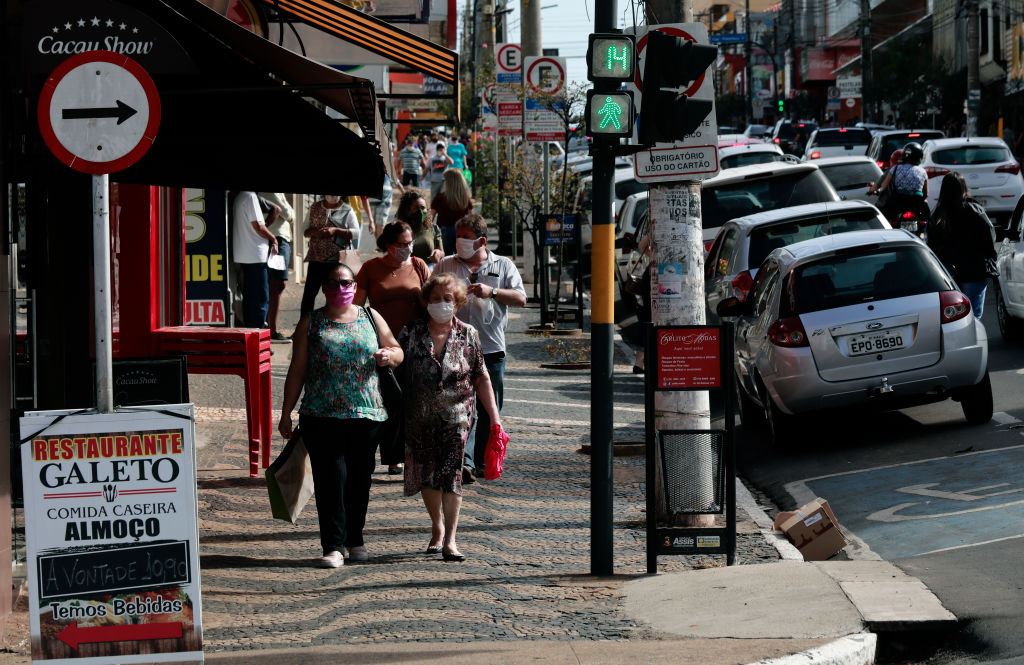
[{"x1": 20, "y1": 405, "x2": 203, "y2": 663}]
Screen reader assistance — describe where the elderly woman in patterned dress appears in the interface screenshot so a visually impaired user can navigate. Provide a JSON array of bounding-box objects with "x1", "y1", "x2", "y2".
[{"x1": 398, "y1": 273, "x2": 501, "y2": 561}]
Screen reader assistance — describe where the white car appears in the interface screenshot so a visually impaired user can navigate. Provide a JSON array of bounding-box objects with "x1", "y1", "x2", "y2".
[
  {"x1": 922, "y1": 137, "x2": 1024, "y2": 237},
  {"x1": 994, "y1": 195, "x2": 1024, "y2": 340},
  {"x1": 719, "y1": 143, "x2": 792, "y2": 170},
  {"x1": 576, "y1": 167, "x2": 647, "y2": 257},
  {"x1": 813, "y1": 156, "x2": 884, "y2": 203},
  {"x1": 802, "y1": 127, "x2": 873, "y2": 161}
]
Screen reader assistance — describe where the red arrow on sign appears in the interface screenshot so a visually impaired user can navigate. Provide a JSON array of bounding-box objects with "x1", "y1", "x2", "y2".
[{"x1": 57, "y1": 621, "x2": 183, "y2": 649}]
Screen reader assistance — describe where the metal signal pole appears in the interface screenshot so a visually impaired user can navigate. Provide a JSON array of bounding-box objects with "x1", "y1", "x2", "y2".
[{"x1": 590, "y1": 0, "x2": 617, "y2": 577}]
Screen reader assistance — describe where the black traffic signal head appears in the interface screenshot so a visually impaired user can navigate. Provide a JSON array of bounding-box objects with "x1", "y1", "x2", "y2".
[
  {"x1": 642, "y1": 31, "x2": 717, "y2": 91},
  {"x1": 638, "y1": 95, "x2": 713, "y2": 145}
]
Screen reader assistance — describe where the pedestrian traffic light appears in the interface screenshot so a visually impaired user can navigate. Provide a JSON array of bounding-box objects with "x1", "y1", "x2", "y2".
[
  {"x1": 778, "y1": 99, "x2": 785, "y2": 114},
  {"x1": 470, "y1": 96, "x2": 482, "y2": 121},
  {"x1": 585, "y1": 90, "x2": 634, "y2": 138},
  {"x1": 587, "y1": 34, "x2": 636, "y2": 82},
  {"x1": 637, "y1": 30, "x2": 717, "y2": 145}
]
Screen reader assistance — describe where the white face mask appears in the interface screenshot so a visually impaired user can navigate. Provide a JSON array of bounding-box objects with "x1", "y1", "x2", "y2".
[
  {"x1": 391, "y1": 245, "x2": 413, "y2": 262},
  {"x1": 427, "y1": 301, "x2": 456, "y2": 322},
  {"x1": 456, "y1": 237, "x2": 479, "y2": 260}
]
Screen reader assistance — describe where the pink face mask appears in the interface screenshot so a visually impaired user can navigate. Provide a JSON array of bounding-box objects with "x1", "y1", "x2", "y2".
[{"x1": 324, "y1": 283, "x2": 356, "y2": 309}]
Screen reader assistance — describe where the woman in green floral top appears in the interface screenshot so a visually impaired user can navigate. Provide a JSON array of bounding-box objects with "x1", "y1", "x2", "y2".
[
  {"x1": 398, "y1": 273, "x2": 501, "y2": 561},
  {"x1": 279, "y1": 262, "x2": 404, "y2": 568}
]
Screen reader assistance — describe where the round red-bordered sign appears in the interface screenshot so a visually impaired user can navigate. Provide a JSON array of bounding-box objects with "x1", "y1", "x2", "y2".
[
  {"x1": 634, "y1": 27, "x2": 706, "y2": 98},
  {"x1": 526, "y1": 57, "x2": 565, "y2": 95},
  {"x1": 37, "y1": 50, "x2": 161, "y2": 175},
  {"x1": 496, "y1": 43, "x2": 523, "y2": 73}
]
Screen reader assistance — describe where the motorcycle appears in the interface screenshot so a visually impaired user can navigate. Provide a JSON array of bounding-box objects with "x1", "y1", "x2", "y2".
[{"x1": 894, "y1": 209, "x2": 927, "y2": 239}]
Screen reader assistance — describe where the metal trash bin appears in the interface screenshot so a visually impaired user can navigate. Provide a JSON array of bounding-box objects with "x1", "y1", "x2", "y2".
[{"x1": 657, "y1": 429, "x2": 726, "y2": 514}]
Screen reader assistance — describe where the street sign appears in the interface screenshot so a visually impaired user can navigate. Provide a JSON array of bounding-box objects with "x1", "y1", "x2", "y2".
[
  {"x1": 37, "y1": 50, "x2": 160, "y2": 175},
  {"x1": 968, "y1": 88, "x2": 981, "y2": 111},
  {"x1": 709, "y1": 33, "x2": 746, "y2": 44},
  {"x1": 837, "y1": 76, "x2": 861, "y2": 99},
  {"x1": 627, "y1": 23, "x2": 719, "y2": 182},
  {"x1": 524, "y1": 56, "x2": 567, "y2": 142},
  {"x1": 496, "y1": 43, "x2": 522, "y2": 83}
]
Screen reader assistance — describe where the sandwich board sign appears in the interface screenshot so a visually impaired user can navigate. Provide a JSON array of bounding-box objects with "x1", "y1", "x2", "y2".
[{"x1": 20, "y1": 405, "x2": 203, "y2": 663}]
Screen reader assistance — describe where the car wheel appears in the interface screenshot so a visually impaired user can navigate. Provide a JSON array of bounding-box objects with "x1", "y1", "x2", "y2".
[
  {"x1": 960, "y1": 371, "x2": 994, "y2": 425},
  {"x1": 759, "y1": 379, "x2": 796, "y2": 448},
  {"x1": 735, "y1": 374, "x2": 764, "y2": 429},
  {"x1": 995, "y1": 284, "x2": 1024, "y2": 342}
]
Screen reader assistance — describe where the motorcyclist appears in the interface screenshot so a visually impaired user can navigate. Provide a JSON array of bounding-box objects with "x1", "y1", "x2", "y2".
[
  {"x1": 876, "y1": 142, "x2": 930, "y2": 226},
  {"x1": 867, "y1": 149, "x2": 903, "y2": 199}
]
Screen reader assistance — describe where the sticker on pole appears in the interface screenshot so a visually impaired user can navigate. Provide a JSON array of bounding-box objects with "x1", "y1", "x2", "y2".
[
  {"x1": 20, "y1": 405, "x2": 203, "y2": 663},
  {"x1": 37, "y1": 50, "x2": 161, "y2": 175}
]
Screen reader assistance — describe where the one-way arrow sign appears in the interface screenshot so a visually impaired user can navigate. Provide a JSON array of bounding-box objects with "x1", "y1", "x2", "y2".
[
  {"x1": 38, "y1": 50, "x2": 161, "y2": 174},
  {"x1": 61, "y1": 99, "x2": 138, "y2": 125}
]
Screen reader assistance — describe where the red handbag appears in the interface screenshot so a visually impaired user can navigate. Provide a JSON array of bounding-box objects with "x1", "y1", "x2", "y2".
[{"x1": 484, "y1": 424, "x2": 510, "y2": 480}]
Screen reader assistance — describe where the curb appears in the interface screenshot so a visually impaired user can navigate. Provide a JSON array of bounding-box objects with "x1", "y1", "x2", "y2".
[
  {"x1": 736, "y1": 484, "x2": 877, "y2": 665},
  {"x1": 752, "y1": 633, "x2": 877, "y2": 665}
]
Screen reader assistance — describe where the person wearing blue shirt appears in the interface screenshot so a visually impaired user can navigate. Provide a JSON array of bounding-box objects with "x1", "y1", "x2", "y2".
[{"x1": 447, "y1": 135, "x2": 468, "y2": 171}]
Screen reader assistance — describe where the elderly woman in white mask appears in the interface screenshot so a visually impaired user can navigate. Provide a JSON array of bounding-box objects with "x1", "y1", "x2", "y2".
[{"x1": 397, "y1": 273, "x2": 501, "y2": 562}]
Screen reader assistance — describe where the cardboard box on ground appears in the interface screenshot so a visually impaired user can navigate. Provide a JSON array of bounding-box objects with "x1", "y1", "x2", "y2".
[{"x1": 773, "y1": 497, "x2": 849, "y2": 561}]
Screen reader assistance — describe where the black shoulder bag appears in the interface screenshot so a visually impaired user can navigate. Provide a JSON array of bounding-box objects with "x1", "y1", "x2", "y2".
[{"x1": 363, "y1": 306, "x2": 405, "y2": 466}]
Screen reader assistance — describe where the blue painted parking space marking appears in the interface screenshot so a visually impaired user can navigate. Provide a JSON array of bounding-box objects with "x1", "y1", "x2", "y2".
[{"x1": 790, "y1": 444, "x2": 1024, "y2": 559}]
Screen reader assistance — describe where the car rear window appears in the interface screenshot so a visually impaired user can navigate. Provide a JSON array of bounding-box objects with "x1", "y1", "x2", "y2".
[
  {"x1": 819, "y1": 162, "x2": 883, "y2": 190},
  {"x1": 776, "y1": 123, "x2": 817, "y2": 140},
  {"x1": 781, "y1": 245, "x2": 952, "y2": 315},
  {"x1": 701, "y1": 169, "x2": 838, "y2": 230},
  {"x1": 931, "y1": 146, "x2": 1011, "y2": 165},
  {"x1": 721, "y1": 152, "x2": 785, "y2": 170},
  {"x1": 616, "y1": 178, "x2": 647, "y2": 200},
  {"x1": 747, "y1": 211, "x2": 886, "y2": 268},
  {"x1": 879, "y1": 132, "x2": 944, "y2": 159},
  {"x1": 811, "y1": 129, "x2": 872, "y2": 146}
]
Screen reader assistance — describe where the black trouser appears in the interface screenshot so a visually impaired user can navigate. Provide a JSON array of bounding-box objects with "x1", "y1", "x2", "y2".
[
  {"x1": 299, "y1": 415, "x2": 380, "y2": 555},
  {"x1": 300, "y1": 261, "x2": 333, "y2": 315}
]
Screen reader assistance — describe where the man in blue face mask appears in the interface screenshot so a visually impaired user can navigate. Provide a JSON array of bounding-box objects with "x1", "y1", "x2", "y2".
[{"x1": 436, "y1": 214, "x2": 527, "y2": 483}]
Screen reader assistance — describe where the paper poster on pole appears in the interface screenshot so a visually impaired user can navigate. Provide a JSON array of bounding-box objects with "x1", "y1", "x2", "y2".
[{"x1": 20, "y1": 405, "x2": 203, "y2": 663}]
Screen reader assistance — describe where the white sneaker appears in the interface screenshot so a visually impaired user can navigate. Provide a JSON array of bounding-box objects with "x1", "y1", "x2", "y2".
[
  {"x1": 347, "y1": 546, "x2": 368, "y2": 561},
  {"x1": 319, "y1": 551, "x2": 344, "y2": 568}
]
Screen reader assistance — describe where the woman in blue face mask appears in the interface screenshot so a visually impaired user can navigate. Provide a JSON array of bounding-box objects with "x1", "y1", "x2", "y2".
[
  {"x1": 397, "y1": 273, "x2": 501, "y2": 561},
  {"x1": 279, "y1": 262, "x2": 403, "y2": 568}
]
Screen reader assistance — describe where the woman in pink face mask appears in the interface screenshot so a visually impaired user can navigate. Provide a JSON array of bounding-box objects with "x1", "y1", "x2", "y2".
[
  {"x1": 354, "y1": 221, "x2": 430, "y2": 474},
  {"x1": 279, "y1": 262, "x2": 403, "y2": 568}
]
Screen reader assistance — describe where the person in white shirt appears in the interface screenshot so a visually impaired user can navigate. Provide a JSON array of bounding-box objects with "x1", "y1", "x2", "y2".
[{"x1": 232, "y1": 191, "x2": 278, "y2": 328}]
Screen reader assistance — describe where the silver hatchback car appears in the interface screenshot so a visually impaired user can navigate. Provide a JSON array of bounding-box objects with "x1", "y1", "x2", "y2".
[{"x1": 717, "y1": 229, "x2": 992, "y2": 446}]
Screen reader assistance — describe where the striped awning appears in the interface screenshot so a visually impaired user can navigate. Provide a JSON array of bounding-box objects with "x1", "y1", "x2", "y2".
[{"x1": 260, "y1": 0, "x2": 459, "y2": 86}]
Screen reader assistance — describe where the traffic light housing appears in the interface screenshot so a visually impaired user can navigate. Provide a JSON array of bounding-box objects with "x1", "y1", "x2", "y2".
[
  {"x1": 470, "y1": 95, "x2": 482, "y2": 121},
  {"x1": 587, "y1": 34, "x2": 636, "y2": 82},
  {"x1": 585, "y1": 90, "x2": 634, "y2": 138},
  {"x1": 637, "y1": 31, "x2": 717, "y2": 145},
  {"x1": 778, "y1": 99, "x2": 785, "y2": 114}
]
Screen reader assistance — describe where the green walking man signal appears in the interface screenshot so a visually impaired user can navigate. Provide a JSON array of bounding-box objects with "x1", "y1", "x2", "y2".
[{"x1": 585, "y1": 90, "x2": 634, "y2": 137}]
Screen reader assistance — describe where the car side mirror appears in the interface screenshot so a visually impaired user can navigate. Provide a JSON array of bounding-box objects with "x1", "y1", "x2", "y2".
[
  {"x1": 615, "y1": 235, "x2": 636, "y2": 251},
  {"x1": 717, "y1": 296, "x2": 750, "y2": 318}
]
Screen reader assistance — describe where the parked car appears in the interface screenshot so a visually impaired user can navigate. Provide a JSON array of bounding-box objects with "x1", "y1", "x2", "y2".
[
  {"x1": 854, "y1": 122, "x2": 896, "y2": 134},
  {"x1": 719, "y1": 143, "x2": 791, "y2": 170},
  {"x1": 993, "y1": 194, "x2": 1024, "y2": 340},
  {"x1": 744, "y1": 124, "x2": 772, "y2": 139},
  {"x1": 921, "y1": 137, "x2": 1024, "y2": 237},
  {"x1": 770, "y1": 120, "x2": 818, "y2": 156},
  {"x1": 719, "y1": 134, "x2": 764, "y2": 147},
  {"x1": 616, "y1": 163, "x2": 841, "y2": 310},
  {"x1": 576, "y1": 167, "x2": 647, "y2": 259},
  {"x1": 704, "y1": 200, "x2": 891, "y2": 324},
  {"x1": 866, "y1": 130, "x2": 945, "y2": 171},
  {"x1": 801, "y1": 127, "x2": 873, "y2": 161},
  {"x1": 718, "y1": 229, "x2": 991, "y2": 446},
  {"x1": 813, "y1": 156, "x2": 884, "y2": 203}
]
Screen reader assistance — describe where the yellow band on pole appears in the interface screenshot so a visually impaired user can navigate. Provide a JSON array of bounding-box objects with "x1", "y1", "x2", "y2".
[{"x1": 592, "y1": 223, "x2": 615, "y2": 324}]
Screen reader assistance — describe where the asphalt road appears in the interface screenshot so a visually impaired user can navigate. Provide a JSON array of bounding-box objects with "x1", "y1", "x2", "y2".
[{"x1": 725, "y1": 295, "x2": 1024, "y2": 664}]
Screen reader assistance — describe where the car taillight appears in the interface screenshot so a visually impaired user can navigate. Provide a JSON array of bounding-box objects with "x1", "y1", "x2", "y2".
[
  {"x1": 940, "y1": 291, "x2": 971, "y2": 323},
  {"x1": 900, "y1": 211, "x2": 916, "y2": 220},
  {"x1": 773, "y1": 137, "x2": 781, "y2": 144},
  {"x1": 838, "y1": 128, "x2": 847, "y2": 132},
  {"x1": 703, "y1": 239, "x2": 715, "y2": 254},
  {"x1": 995, "y1": 162, "x2": 1021, "y2": 175},
  {"x1": 876, "y1": 160, "x2": 886, "y2": 169},
  {"x1": 731, "y1": 270, "x2": 754, "y2": 301},
  {"x1": 907, "y1": 133, "x2": 920, "y2": 138},
  {"x1": 925, "y1": 166, "x2": 949, "y2": 179},
  {"x1": 767, "y1": 316, "x2": 809, "y2": 347},
  {"x1": 809, "y1": 151, "x2": 821, "y2": 159}
]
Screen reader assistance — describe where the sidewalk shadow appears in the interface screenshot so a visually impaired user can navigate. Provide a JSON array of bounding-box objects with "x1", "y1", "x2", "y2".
[{"x1": 198, "y1": 477, "x2": 265, "y2": 489}]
